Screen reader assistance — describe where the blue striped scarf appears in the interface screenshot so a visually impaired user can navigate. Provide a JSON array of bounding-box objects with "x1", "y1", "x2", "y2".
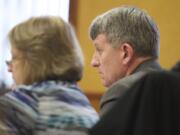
[{"x1": 0, "y1": 80, "x2": 99, "y2": 135}]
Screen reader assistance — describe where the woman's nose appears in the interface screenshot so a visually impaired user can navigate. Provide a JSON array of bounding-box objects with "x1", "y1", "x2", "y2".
[
  {"x1": 6, "y1": 61, "x2": 13, "y2": 72},
  {"x1": 8, "y1": 66, "x2": 12, "y2": 72}
]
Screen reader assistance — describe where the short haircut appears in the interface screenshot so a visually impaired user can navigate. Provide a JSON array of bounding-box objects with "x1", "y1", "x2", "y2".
[
  {"x1": 89, "y1": 6, "x2": 159, "y2": 58},
  {"x1": 9, "y1": 16, "x2": 84, "y2": 84}
]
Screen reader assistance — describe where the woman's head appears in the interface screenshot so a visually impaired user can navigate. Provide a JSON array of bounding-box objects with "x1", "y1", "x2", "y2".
[{"x1": 8, "y1": 16, "x2": 84, "y2": 85}]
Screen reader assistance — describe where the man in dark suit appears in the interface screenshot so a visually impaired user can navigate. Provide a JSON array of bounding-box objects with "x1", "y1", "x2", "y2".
[
  {"x1": 89, "y1": 71, "x2": 180, "y2": 135},
  {"x1": 171, "y1": 61, "x2": 180, "y2": 72},
  {"x1": 89, "y1": 5, "x2": 162, "y2": 116}
]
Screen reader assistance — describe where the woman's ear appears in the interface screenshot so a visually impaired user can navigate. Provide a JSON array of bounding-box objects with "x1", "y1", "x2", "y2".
[{"x1": 120, "y1": 43, "x2": 134, "y2": 65}]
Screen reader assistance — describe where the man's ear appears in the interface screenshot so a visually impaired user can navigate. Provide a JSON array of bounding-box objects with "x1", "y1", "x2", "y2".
[{"x1": 120, "y1": 43, "x2": 134, "y2": 64}]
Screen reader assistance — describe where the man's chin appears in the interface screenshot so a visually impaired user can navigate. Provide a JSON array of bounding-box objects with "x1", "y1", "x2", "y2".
[{"x1": 102, "y1": 80, "x2": 111, "y2": 88}]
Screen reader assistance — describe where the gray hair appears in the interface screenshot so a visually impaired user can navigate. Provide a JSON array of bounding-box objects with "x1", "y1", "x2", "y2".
[{"x1": 89, "y1": 6, "x2": 160, "y2": 58}]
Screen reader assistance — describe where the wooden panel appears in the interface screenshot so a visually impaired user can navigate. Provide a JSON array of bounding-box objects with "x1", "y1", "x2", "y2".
[
  {"x1": 85, "y1": 92, "x2": 102, "y2": 112},
  {"x1": 69, "y1": 0, "x2": 78, "y2": 28}
]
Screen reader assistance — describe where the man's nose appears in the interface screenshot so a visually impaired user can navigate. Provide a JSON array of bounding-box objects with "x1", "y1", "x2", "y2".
[{"x1": 91, "y1": 54, "x2": 100, "y2": 67}]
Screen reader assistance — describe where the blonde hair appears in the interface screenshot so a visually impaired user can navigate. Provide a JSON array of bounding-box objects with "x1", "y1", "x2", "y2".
[{"x1": 8, "y1": 16, "x2": 84, "y2": 85}]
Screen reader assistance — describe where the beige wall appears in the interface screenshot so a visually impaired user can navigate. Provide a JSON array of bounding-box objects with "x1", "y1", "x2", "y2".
[{"x1": 74, "y1": 0, "x2": 180, "y2": 93}]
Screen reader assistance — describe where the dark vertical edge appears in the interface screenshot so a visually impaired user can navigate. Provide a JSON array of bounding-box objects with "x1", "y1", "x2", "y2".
[{"x1": 69, "y1": 0, "x2": 78, "y2": 29}]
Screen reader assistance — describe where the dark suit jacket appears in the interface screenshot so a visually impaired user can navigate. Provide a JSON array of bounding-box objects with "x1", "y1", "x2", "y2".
[
  {"x1": 99, "y1": 59, "x2": 162, "y2": 116},
  {"x1": 90, "y1": 71, "x2": 180, "y2": 135}
]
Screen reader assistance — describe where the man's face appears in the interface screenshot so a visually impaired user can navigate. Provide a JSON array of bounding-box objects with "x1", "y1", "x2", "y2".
[{"x1": 91, "y1": 34, "x2": 128, "y2": 87}]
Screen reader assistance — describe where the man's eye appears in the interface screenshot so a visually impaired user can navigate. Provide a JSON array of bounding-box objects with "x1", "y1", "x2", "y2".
[
  {"x1": 97, "y1": 48, "x2": 102, "y2": 52},
  {"x1": 97, "y1": 50, "x2": 102, "y2": 55}
]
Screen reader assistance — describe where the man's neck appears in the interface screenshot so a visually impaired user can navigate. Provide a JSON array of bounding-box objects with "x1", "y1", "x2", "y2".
[{"x1": 126, "y1": 56, "x2": 154, "y2": 76}]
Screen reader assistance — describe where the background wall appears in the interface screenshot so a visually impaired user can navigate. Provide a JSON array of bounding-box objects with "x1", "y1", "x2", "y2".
[{"x1": 70, "y1": 0, "x2": 180, "y2": 110}]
